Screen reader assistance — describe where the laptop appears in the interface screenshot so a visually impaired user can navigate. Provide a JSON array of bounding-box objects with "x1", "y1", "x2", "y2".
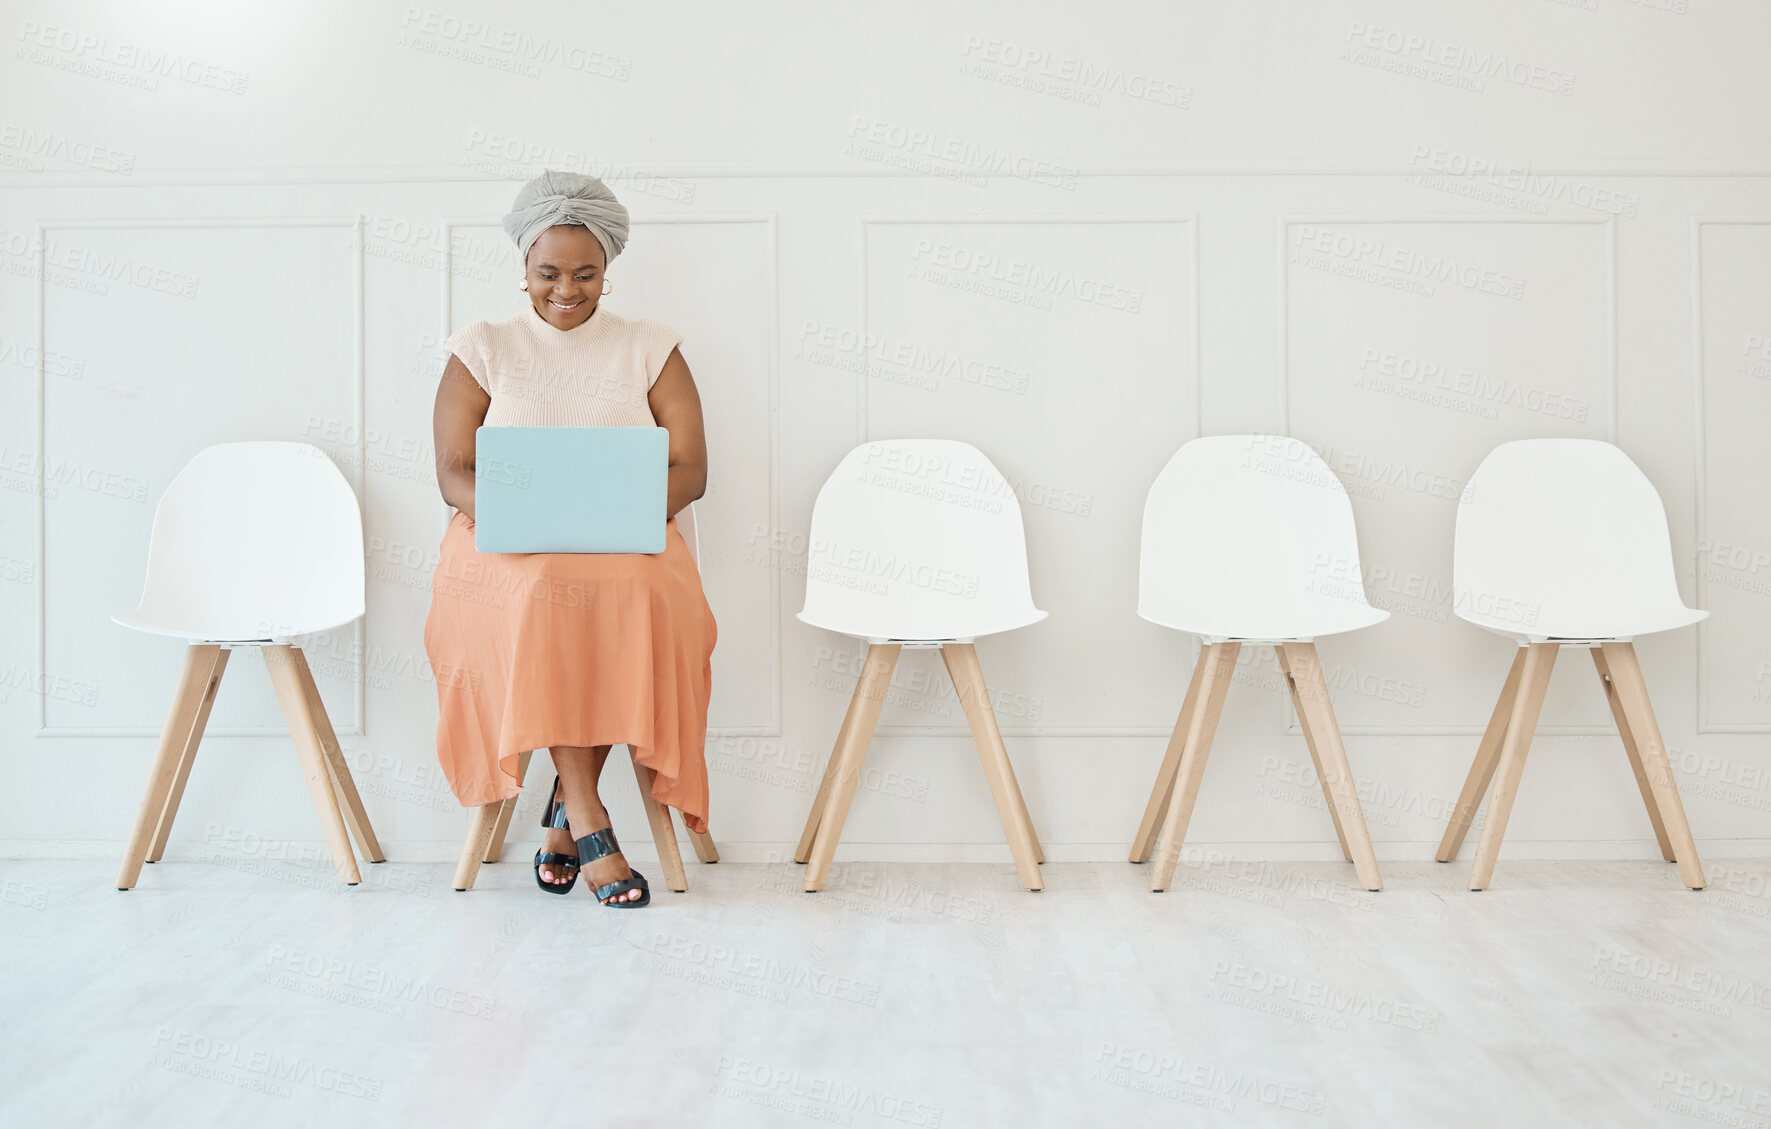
[{"x1": 473, "y1": 426, "x2": 668, "y2": 553}]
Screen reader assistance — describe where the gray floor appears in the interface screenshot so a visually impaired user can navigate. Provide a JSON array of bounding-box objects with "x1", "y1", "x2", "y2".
[{"x1": 2, "y1": 856, "x2": 1768, "y2": 1128}]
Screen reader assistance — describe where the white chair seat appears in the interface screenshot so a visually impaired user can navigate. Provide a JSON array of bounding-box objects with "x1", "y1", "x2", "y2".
[
  {"x1": 109, "y1": 607, "x2": 354, "y2": 643},
  {"x1": 1456, "y1": 604, "x2": 1707, "y2": 642},
  {"x1": 109, "y1": 609, "x2": 264, "y2": 643},
  {"x1": 795, "y1": 606, "x2": 1048, "y2": 643},
  {"x1": 1137, "y1": 600, "x2": 1389, "y2": 643}
]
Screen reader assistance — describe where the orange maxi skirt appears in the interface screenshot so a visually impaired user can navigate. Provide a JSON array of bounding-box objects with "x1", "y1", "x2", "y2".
[{"x1": 422, "y1": 509, "x2": 717, "y2": 833}]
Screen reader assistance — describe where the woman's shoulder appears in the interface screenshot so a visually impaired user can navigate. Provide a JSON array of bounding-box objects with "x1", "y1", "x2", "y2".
[
  {"x1": 613, "y1": 311, "x2": 684, "y2": 352},
  {"x1": 608, "y1": 312, "x2": 685, "y2": 390},
  {"x1": 445, "y1": 311, "x2": 528, "y2": 352},
  {"x1": 479, "y1": 309, "x2": 534, "y2": 338}
]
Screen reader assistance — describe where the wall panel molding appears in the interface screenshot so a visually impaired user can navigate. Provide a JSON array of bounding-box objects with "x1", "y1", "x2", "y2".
[
  {"x1": 1277, "y1": 213, "x2": 1619, "y2": 737},
  {"x1": 32, "y1": 216, "x2": 367, "y2": 738},
  {"x1": 6, "y1": 163, "x2": 1771, "y2": 190},
  {"x1": 858, "y1": 214, "x2": 1200, "y2": 738},
  {"x1": 1692, "y1": 216, "x2": 1771, "y2": 733}
]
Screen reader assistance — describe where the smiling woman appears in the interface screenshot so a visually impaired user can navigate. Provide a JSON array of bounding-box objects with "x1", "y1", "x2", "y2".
[{"x1": 422, "y1": 169, "x2": 717, "y2": 908}]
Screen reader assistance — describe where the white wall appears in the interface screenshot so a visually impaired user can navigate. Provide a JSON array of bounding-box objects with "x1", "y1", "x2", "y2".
[{"x1": 3, "y1": 0, "x2": 1769, "y2": 862}]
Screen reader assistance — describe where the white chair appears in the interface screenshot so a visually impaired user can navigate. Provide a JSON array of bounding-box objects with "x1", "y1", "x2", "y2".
[
  {"x1": 114, "y1": 442, "x2": 381, "y2": 889},
  {"x1": 451, "y1": 500, "x2": 719, "y2": 893},
  {"x1": 1436, "y1": 438, "x2": 1706, "y2": 890},
  {"x1": 794, "y1": 439, "x2": 1048, "y2": 891},
  {"x1": 1132, "y1": 435, "x2": 1388, "y2": 893}
]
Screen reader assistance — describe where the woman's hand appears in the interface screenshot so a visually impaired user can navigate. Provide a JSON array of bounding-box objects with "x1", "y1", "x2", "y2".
[{"x1": 434, "y1": 353, "x2": 490, "y2": 521}]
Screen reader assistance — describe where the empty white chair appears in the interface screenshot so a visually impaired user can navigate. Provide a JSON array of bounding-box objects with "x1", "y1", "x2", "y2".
[
  {"x1": 450, "y1": 501, "x2": 720, "y2": 892},
  {"x1": 1132, "y1": 435, "x2": 1388, "y2": 893},
  {"x1": 1437, "y1": 438, "x2": 1706, "y2": 890},
  {"x1": 794, "y1": 439, "x2": 1048, "y2": 891},
  {"x1": 114, "y1": 441, "x2": 382, "y2": 889}
]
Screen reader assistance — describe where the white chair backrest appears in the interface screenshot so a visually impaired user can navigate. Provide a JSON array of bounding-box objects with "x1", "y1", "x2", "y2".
[
  {"x1": 1139, "y1": 435, "x2": 1388, "y2": 641},
  {"x1": 676, "y1": 500, "x2": 698, "y2": 566},
  {"x1": 797, "y1": 438, "x2": 1045, "y2": 641},
  {"x1": 1454, "y1": 438, "x2": 1703, "y2": 639},
  {"x1": 117, "y1": 442, "x2": 365, "y2": 642}
]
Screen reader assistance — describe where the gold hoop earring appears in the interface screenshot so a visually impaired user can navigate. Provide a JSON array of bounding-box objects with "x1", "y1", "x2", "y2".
[
  {"x1": 602, "y1": 280, "x2": 613, "y2": 296},
  {"x1": 519, "y1": 279, "x2": 528, "y2": 291}
]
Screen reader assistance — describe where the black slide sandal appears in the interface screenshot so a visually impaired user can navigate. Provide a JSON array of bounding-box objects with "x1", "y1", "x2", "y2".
[
  {"x1": 533, "y1": 775, "x2": 579, "y2": 895},
  {"x1": 574, "y1": 827, "x2": 650, "y2": 908}
]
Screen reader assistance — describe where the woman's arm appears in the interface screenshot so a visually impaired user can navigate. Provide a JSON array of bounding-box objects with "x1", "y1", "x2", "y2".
[
  {"x1": 647, "y1": 346, "x2": 709, "y2": 522},
  {"x1": 433, "y1": 354, "x2": 491, "y2": 521}
]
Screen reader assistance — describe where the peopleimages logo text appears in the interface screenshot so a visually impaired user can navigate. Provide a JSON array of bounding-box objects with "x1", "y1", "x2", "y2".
[{"x1": 1344, "y1": 21, "x2": 1576, "y2": 96}]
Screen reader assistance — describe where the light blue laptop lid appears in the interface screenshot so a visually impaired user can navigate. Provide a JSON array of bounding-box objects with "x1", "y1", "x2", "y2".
[{"x1": 474, "y1": 426, "x2": 668, "y2": 554}]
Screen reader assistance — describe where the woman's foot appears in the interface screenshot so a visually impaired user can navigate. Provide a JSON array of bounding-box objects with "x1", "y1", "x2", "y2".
[
  {"x1": 535, "y1": 776, "x2": 579, "y2": 890},
  {"x1": 538, "y1": 824, "x2": 577, "y2": 887},
  {"x1": 564, "y1": 796, "x2": 644, "y2": 904}
]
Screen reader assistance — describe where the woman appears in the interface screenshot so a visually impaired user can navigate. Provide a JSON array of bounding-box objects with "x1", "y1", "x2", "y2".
[{"x1": 424, "y1": 169, "x2": 717, "y2": 907}]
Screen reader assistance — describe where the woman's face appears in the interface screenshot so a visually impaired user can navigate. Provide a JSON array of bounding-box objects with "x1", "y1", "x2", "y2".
[{"x1": 525, "y1": 224, "x2": 608, "y2": 329}]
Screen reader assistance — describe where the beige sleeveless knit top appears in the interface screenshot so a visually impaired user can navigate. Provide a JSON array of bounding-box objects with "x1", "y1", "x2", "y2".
[{"x1": 444, "y1": 302, "x2": 684, "y2": 428}]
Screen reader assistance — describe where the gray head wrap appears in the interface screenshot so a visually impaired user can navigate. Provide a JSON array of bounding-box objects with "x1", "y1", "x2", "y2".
[{"x1": 501, "y1": 169, "x2": 630, "y2": 268}]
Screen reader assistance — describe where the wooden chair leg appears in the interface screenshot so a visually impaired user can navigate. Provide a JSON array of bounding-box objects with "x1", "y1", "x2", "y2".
[
  {"x1": 804, "y1": 643, "x2": 900, "y2": 891},
  {"x1": 941, "y1": 643, "x2": 1043, "y2": 891},
  {"x1": 1599, "y1": 642, "x2": 1705, "y2": 889},
  {"x1": 263, "y1": 645, "x2": 361, "y2": 885},
  {"x1": 1150, "y1": 642, "x2": 1240, "y2": 892},
  {"x1": 1468, "y1": 642, "x2": 1558, "y2": 890},
  {"x1": 483, "y1": 750, "x2": 533, "y2": 863},
  {"x1": 950, "y1": 659, "x2": 1045, "y2": 864},
  {"x1": 1130, "y1": 645, "x2": 1209, "y2": 863},
  {"x1": 632, "y1": 756, "x2": 689, "y2": 892},
  {"x1": 796, "y1": 653, "x2": 874, "y2": 863},
  {"x1": 688, "y1": 828, "x2": 720, "y2": 863},
  {"x1": 1276, "y1": 644, "x2": 1351, "y2": 862},
  {"x1": 1281, "y1": 642, "x2": 1382, "y2": 891},
  {"x1": 999, "y1": 752, "x2": 1045, "y2": 864},
  {"x1": 1436, "y1": 646, "x2": 1527, "y2": 862},
  {"x1": 484, "y1": 798, "x2": 521, "y2": 862},
  {"x1": 453, "y1": 800, "x2": 503, "y2": 891},
  {"x1": 118, "y1": 644, "x2": 224, "y2": 889},
  {"x1": 1591, "y1": 647, "x2": 1676, "y2": 863},
  {"x1": 288, "y1": 647, "x2": 384, "y2": 863},
  {"x1": 794, "y1": 761, "x2": 839, "y2": 864},
  {"x1": 145, "y1": 648, "x2": 230, "y2": 864}
]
